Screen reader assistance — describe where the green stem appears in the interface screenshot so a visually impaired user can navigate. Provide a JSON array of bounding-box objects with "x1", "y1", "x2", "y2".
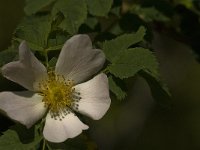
[
  {"x1": 46, "y1": 143, "x2": 52, "y2": 150},
  {"x1": 39, "y1": 118, "x2": 47, "y2": 150},
  {"x1": 42, "y1": 139, "x2": 46, "y2": 150},
  {"x1": 101, "y1": 67, "x2": 109, "y2": 74},
  {"x1": 44, "y1": 49, "x2": 49, "y2": 68}
]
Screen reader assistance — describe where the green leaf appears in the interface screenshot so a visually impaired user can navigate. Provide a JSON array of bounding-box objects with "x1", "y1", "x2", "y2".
[
  {"x1": 0, "y1": 48, "x2": 18, "y2": 67},
  {"x1": 84, "y1": 17, "x2": 98, "y2": 29},
  {"x1": 103, "y1": 26, "x2": 146, "y2": 62},
  {"x1": 108, "y1": 47, "x2": 159, "y2": 79},
  {"x1": 47, "y1": 34, "x2": 69, "y2": 51},
  {"x1": 108, "y1": 76, "x2": 126, "y2": 100},
  {"x1": 49, "y1": 57, "x2": 57, "y2": 67},
  {"x1": 109, "y1": 23, "x2": 123, "y2": 35},
  {"x1": 0, "y1": 124, "x2": 42, "y2": 150},
  {"x1": 174, "y1": 0, "x2": 193, "y2": 9},
  {"x1": 131, "y1": 5, "x2": 170, "y2": 22},
  {"x1": 110, "y1": 6, "x2": 121, "y2": 17},
  {"x1": 52, "y1": 0, "x2": 87, "y2": 35},
  {"x1": 14, "y1": 15, "x2": 52, "y2": 51},
  {"x1": 24, "y1": 0, "x2": 56, "y2": 15},
  {"x1": 140, "y1": 70, "x2": 171, "y2": 108},
  {"x1": 86, "y1": 0, "x2": 113, "y2": 16}
]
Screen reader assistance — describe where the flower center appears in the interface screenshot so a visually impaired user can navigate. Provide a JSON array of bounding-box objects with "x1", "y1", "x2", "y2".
[{"x1": 39, "y1": 72, "x2": 80, "y2": 119}]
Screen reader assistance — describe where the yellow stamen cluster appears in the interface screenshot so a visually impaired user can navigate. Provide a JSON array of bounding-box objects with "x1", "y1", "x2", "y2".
[{"x1": 38, "y1": 71, "x2": 80, "y2": 119}]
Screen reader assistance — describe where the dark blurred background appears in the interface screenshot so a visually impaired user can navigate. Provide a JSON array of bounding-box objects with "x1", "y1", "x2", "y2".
[
  {"x1": 0, "y1": 0, "x2": 24, "y2": 50},
  {"x1": 0, "y1": 0, "x2": 24, "y2": 132},
  {"x1": 1, "y1": 0, "x2": 200, "y2": 150}
]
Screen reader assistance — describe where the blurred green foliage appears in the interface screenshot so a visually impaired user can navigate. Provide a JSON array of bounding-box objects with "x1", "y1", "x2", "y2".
[{"x1": 1, "y1": 0, "x2": 200, "y2": 149}]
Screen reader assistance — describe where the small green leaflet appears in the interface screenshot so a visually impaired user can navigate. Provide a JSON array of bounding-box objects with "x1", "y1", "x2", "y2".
[
  {"x1": 174, "y1": 0, "x2": 193, "y2": 9},
  {"x1": 86, "y1": 0, "x2": 113, "y2": 16},
  {"x1": 131, "y1": 5, "x2": 170, "y2": 22},
  {"x1": 14, "y1": 15, "x2": 52, "y2": 51},
  {"x1": 103, "y1": 26, "x2": 146, "y2": 62},
  {"x1": 108, "y1": 76, "x2": 126, "y2": 100},
  {"x1": 52, "y1": 0, "x2": 87, "y2": 35},
  {"x1": 24, "y1": 0, "x2": 56, "y2": 15},
  {"x1": 47, "y1": 34, "x2": 70, "y2": 51},
  {"x1": 84, "y1": 17, "x2": 98, "y2": 29},
  {"x1": 0, "y1": 130, "x2": 31, "y2": 150},
  {"x1": 0, "y1": 124, "x2": 42, "y2": 150},
  {"x1": 108, "y1": 47, "x2": 159, "y2": 79},
  {"x1": 49, "y1": 57, "x2": 58, "y2": 67}
]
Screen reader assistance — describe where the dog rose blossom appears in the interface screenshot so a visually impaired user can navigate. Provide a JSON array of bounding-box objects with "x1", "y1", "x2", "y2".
[{"x1": 0, "y1": 35, "x2": 111, "y2": 143}]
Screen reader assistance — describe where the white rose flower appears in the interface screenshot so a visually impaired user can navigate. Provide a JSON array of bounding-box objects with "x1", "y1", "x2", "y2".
[{"x1": 0, "y1": 35, "x2": 111, "y2": 143}]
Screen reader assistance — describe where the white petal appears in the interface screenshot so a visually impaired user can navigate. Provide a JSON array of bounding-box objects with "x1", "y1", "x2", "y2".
[
  {"x1": 0, "y1": 91, "x2": 46, "y2": 128},
  {"x1": 73, "y1": 73, "x2": 111, "y2": 120},
  {"x1": 43, "y1": 112, "x2": 88, "y2": 143},
  {"x1": 55, "y1": 34, "x2": 105, "y2": 84},
  {"x1": 1, "y1": 41, "x2": 47, "y2": 91}
]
